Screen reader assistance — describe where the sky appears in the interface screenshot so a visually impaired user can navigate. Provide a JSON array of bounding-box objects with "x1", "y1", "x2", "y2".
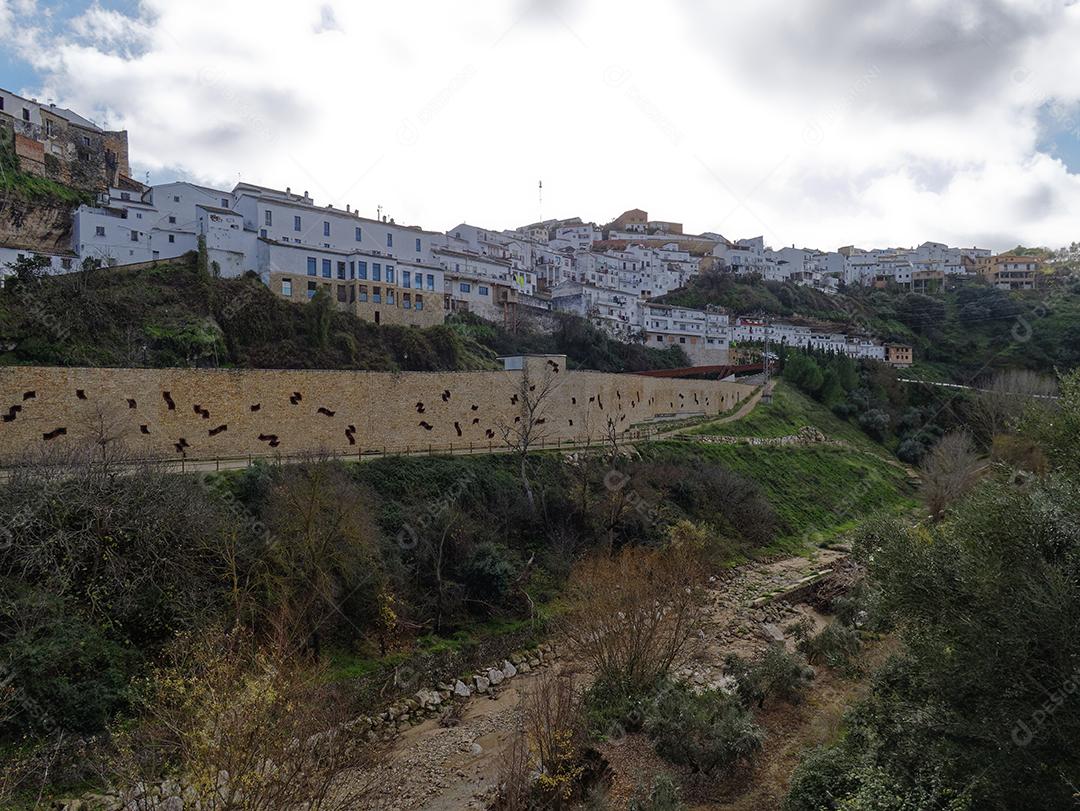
[{"x1": 2, "y1": 0, "x2": 1080, "y2": 253}]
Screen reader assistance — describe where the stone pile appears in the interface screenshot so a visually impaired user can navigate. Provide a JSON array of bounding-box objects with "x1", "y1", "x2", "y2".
[{"x1": 352, "y1": 643, "x2": 557, "y2": 741}]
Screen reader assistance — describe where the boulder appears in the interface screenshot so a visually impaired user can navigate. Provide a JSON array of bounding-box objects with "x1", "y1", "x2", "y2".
[
  {"x1": 454, "y1": 680, "x2": 472, "y2": 698},
  {"x1": 502, "y1": 660, "x2": 518, "y2": 679},
  {"x1": 487, "y1": 667, "x2": 504, "y2": 686},
  {"x1": 474, "y1": 674, "x2": 490, "y2": 694}
]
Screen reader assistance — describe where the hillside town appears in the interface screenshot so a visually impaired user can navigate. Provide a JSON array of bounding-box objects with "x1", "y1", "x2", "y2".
[{"x1": 3, "y1": 85, "x2": 1048, "y2": 368}]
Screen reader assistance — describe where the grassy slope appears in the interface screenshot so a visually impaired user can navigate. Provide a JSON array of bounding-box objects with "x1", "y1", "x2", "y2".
[
  {"x1": 641, "y1": 441, "x2": 915, "y2": 550},
  {"x1": 667, "y1": 382, "x2": 917, "y2": 546},
  {"x1": 687, "y1": 382, "x2": 888, "y2": 453}
]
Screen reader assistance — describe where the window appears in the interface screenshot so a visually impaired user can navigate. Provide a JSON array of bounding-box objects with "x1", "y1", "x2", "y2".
[
  {"x1": 168, "y1": 215, "x2": 176, "y2": 224},
  {"x1": 281, "y1": 278, "x2": 292, "y2": 296},
  {"x1": 221, "y1": 199, "x2": 229, "y2": 209},
  {"x1": 358, "y1": 284, "x2": 368, "y2": 302},
  {"x1": 130, "y1": 230, "x2": 139, "y2": 241},
  {"x1": 306, "y1": 257, "x2": 317, "y2": 276},
  {"x1": 357, "y1": 261, "x2": 367, "y2": 279},
  {"x1": 22, "y1": 108, "x2": 30, "y2": 121},
  {"x1": 323, "y1": 221, "x2": 330, "y2": 237},
  {"x1": 349, "y1": 285, "x2": 356, "y2": 302},
  {"x1": 120, "y1": 192, "x2": 131, "y2": 201},
  {"x1": 415, "y1": 294, "x2": 424, "y2": 310},
  {"x1": 294, "y1": 215, "x2": 302, "y2": 231},
  {"x1": 460, "y1": 282, "x2": 471, "y2": 293},
  {"x1": 95, "y1": 226, "x2": 105, "y2": 237},
  {"x1": 173, "y1": 195, "x2": 180, "y2": 203},
  {"x1": 264, "y1": 210, "x2": 272, "y2": 226},
  {"x1": 168, "y1": 234, "x2": 175, "y2": 243},
  {"x1": 322, "y1": 259, "x2": 332, "y2": 278},
  {"x1": 387, "y1": 291, "x2": 395, "y2": 305},
  {"x1": 386, "y1": 233, "x2": 393, "y2": 248},
  {"x1": 307, "y1": 281, "x2": 317, "y2": 299},
  {"x1": 260, "y1": 229, "x2": 267, "y2": 238},
  {"x1": 45, "y1": 119, "x2": 55, "y2": 136},
  {"x1": 679, "y1": 336, "x2": 686, "y2": 344},
  {"x1": 403, "y1": 293, "x2": 411, "y2": 308},
  {"x1": 656, "y1": 335, "x2": 663, "y2": 342},
  {"x1": 415, "y1": 238, "x2": 422, "y2": 252},
  {"x1": 355, "y1": 226, "x2": 362, "y2": 242},
  {"x1": 349, "y1": 261, "x2": 355, "y2": 279},
  {"x1": 374, "y1": 311, "x2": 380, "y2": 324},
  {"x1": 337, "y1": 285, "x2": 347, "y2": 303},
  {"x1": 372, "y1": 263, "x2": 381, "y2": 282},
  {"x1": 426, "y1": 274, "x2": 435, "y2": 290},
  {"x1": 336, "y1": 261, "x2": 346, "y2": 280},
  {"x1": 479, "y1": 285, "x2": 489, "y2": 296},
  {"x1": 373, "y1": 286, "x2": 382, "y2": 304},
  {"x1": 402, "y1": 270, "x2": 411, "y2": 289},
  {"x1": 386, "y1": 265, "x2": 394, "y2": 284}
]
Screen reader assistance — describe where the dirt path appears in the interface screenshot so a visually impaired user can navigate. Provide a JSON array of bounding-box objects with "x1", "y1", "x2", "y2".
[{"x1": 359, "y1": 543, "x2": 842, "y2": 811}]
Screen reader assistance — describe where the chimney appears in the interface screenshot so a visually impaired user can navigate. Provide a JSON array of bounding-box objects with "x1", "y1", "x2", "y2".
[
  {"x1": 346, "y1": 204, "x2": 350, "y2": 213},
  {"x1": 286, "y1": 186, "x2": 291, "y2": 195}
]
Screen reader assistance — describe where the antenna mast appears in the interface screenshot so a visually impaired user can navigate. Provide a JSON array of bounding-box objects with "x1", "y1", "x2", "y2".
[{"x1": 538, "y1": 179, "x2": 543, "y2": 222}]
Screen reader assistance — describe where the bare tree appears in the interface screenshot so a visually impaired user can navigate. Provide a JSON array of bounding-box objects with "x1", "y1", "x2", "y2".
[
  {"x1": 559, "y1": 543, "x2": 705, "y2": 696},
  {"x1": 970, "y1": 369, "x2": 1059, "y2": 441},
  {"x1": 108, "y1": 626, "x2": 379, "y2": 811},
  {"x1": 260, "y1": 459, "x2": 382, "y2": 659},
  {"x1": 495, "y1": 672, "x2": 586, "y2": 809},
  {"x1": 920, "y1": 431, "x2": 983, "y2": 520},
  {"x1": 497, "y1": 364, "x2": 560, "y2": 513}
]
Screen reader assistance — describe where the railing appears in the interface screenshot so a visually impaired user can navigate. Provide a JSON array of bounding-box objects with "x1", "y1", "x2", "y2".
[{"x1": 0, "y1": 427, "x2": 671, "y2": 478}]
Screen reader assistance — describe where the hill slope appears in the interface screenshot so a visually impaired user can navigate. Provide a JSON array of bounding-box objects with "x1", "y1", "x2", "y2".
[{"x1": 0, "y1": 256, "x2": 687, "y2": 372}]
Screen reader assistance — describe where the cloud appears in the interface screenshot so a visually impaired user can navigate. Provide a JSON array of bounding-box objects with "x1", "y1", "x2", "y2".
[{"x1": 4, "y1": 0, "x2": 1080, "y2": 251}]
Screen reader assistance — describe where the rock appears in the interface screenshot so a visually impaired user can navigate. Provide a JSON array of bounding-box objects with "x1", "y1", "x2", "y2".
[
  {"x1": 474, "y1": 674, "x2": 490, "y2": 694},
  {"x1": 159, "y1": 798, "x2": 183, "y2": 811},
  {"x1": 501, "y1": 660, "x2": 517, "y2": 679},
  {"x1": 528, "y1": 657, "x2": 540, "y2": 667},
  {"x1": 487, "y1": 668, "x2": 504, "y2": 686},
  {"x1": 762, "y1": 622, "x2": 785, "y2": 642},
  {"x1": 510, "y1": 652, "x2": 524, "y2": 665},
  {"x1": 454, "y1": 680, "x2": 472, "y2": 698},
  {"x1": 470, "y1": 742, "x2": 484, "y2": 756},
  {"x1": 519, "y1": 661, "x2": 531, "y2": 673}
]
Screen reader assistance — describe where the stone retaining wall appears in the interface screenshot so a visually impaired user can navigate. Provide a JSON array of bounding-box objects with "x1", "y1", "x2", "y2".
[{"x1": 0, "y1": 361, "x2": 756, "y2": 464}]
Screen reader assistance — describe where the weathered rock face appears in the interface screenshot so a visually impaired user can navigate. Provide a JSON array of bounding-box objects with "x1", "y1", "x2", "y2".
[{"x1": 0, "y1": 195, "x2": 75, "y2": 253}]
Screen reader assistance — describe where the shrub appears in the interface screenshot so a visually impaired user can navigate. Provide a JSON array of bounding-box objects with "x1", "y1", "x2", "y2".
[
  {"x1": 461, "y1": 542, "x2": 521, "y2": 605},
  {"x1": 646, "y1": 684, "x2": 764, "y2": 777},
  {"x1": 628, "y1": 774, "x2": 686, "y2": 811},
  {"x1": 798, "y1": 620, "x2": 861, "y2": 669},
  {"x1": 724, "y1": 645, "x2": 811, "y2": 709}
]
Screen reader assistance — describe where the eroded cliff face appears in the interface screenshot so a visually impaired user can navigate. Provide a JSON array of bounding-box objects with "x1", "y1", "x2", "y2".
[{"x1": 0, "y1": 195, "x2": 74, "y2": 254}]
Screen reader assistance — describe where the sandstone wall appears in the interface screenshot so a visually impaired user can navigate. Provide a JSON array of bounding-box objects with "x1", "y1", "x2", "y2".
[{"x1": 0, "y1": 362, "x2": 755, "y2": 463}]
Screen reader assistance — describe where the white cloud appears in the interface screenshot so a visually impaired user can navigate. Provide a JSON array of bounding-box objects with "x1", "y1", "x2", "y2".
[{"x1": 7, "y1": 0, "x2": 1080, "y2": 250}]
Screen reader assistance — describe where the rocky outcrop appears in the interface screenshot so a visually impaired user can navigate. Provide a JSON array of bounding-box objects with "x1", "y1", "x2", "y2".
[{"x1": 0, "y1": 195, "x2": 75, "y2": 254}]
